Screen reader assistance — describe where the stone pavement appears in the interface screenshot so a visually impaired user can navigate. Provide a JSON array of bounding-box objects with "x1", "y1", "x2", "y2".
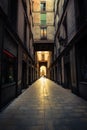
[{"x1": 0, "y1": 77, "x2": 87, "y2": 130}]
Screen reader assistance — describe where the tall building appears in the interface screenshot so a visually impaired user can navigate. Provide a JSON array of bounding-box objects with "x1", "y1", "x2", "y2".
[
  {"x1": 32, "y1": 0, "x2": 54, "y2": 78},
  {"x1": 0, "y1": 0, "x2": 35, "y2": 108},
  {"x1": 53, "y1": 0, "x2": 87, "y2": 99}
]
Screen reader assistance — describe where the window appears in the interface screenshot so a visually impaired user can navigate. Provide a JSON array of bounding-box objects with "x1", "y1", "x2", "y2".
[
  {"x1": 2, "y1": 50, "x2": 17, "y2": 85},
  {"x1": 8, "y1": 0, "x2": 18, "y2": 29},
  {"x1": 41, "y1": 13, "x2": 46, "y2": 25},
  {"x1": 40, "y1": 2, "x2": 46, "y2": 12},
  {"x1": 41, "y1": 27, "x2": 47, "y2": 39}
]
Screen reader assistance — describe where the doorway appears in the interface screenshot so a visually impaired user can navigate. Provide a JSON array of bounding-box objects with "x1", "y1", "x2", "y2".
[{"x1": 40, "y1": 66, "x2": 46, "y2": 77}]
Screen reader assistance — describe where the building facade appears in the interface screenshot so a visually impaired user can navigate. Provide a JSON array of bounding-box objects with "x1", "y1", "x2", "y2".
[
  {"x1": 53, "y1": 0, "x2": 87, "y2": 99},
  {"x1": 32, "y1": 0, "x2": 55, "y2": 78},
  {"x1": 0, "y1": 0, "x2": 35, "y2": 108}
]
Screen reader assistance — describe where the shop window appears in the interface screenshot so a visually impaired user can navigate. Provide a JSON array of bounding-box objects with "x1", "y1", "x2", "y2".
[
  {"x1": 78, "y1": 43, "x2": 87, "y2": 82},
  {"x1": 2, "y1": 50, "x2": 17, "y2": 85},
  {"x1": 40, "y1": 2, "x2": 46, "y2": 12},
  {"x1": 41, "y1": 27, "x2": 47, "y2": 39}
]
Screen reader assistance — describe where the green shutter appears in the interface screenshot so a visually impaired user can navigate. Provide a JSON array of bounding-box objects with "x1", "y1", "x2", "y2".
[{"x1": 41, "y1": 13, "x2": 46, "y2": 25}]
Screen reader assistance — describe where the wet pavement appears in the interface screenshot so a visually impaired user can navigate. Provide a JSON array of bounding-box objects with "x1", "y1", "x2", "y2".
[{"x1": 0, "y1": 77, "x2": 87, "y2": 130}]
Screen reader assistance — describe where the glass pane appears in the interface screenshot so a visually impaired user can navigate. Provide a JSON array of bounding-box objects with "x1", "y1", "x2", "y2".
[
  {"x1": 40, "y1": 3, "x2": 43, "y2": 11},
  {"x1": 2, "y1": 50, "x2": 16, "y2": 84},
  {"x1": 40, "y1": 3, "x2": 46, "y2": 11}
]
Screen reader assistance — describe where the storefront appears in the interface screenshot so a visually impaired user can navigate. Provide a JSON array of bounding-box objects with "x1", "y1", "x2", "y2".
[
  {"x1": 76, "y1": 37, "x2": 87, "y2": 99},
  {"x1": 1, "y1": 30, "x2": 18, "y2": 107}
]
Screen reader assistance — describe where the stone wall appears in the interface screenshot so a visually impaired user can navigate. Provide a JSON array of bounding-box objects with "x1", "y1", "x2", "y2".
[{"x1": 33, "y1": 0, "x2": 54, "y2": 40}]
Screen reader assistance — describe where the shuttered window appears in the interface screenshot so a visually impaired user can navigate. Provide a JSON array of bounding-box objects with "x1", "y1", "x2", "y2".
[{"x1": 41, "y1": 13, "x2": 46, "y2": 25}]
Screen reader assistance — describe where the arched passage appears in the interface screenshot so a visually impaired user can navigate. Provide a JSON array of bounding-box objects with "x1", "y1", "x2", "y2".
[{"x1": 40, "y1": 66, "x2": 46, "y2": 76}]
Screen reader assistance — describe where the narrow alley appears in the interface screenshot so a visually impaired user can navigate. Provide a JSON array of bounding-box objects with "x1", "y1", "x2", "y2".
[
  {"x1": 0, "y1": 0, "x2": 87, "y2": 129},
  {"x1": 0, "y1": 78, "x2": 87, "y2": 130}
]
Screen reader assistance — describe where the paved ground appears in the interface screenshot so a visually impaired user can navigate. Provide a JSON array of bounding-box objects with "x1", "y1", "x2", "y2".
[{"x1": 0, "y1": 77, "x2": 87, "y2": 130}]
